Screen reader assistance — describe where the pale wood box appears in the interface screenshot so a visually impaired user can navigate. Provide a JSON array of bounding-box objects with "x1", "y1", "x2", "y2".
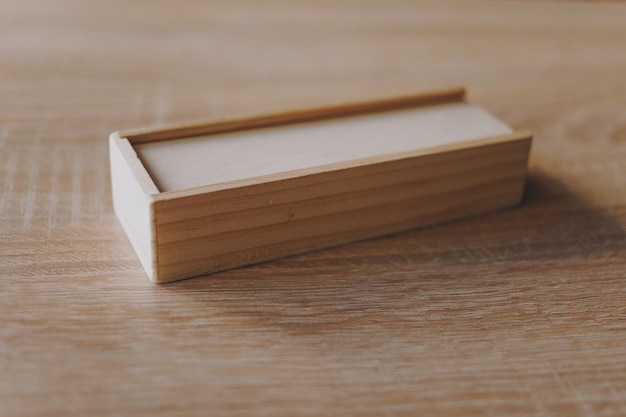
[{"x1": 109, "y1": 88, "x2": 531, "y2": 283}]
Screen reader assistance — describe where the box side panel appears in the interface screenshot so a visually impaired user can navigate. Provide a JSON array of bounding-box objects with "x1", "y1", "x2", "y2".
[
  {"x1": 109, "y1": 135, "x2": 157, "y2": 281},
  {"x1": 154, "y1": 137, "x2": 531, "y2": 283}
]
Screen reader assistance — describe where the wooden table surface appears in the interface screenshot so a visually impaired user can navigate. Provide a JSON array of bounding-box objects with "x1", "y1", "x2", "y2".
[{"x1": 2, "y1": 1, "x2": 626, "y2": 415}]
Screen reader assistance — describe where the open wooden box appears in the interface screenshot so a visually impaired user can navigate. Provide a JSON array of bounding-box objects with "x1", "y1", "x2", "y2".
[{"x1": 110, "y1": 87, "x2": 531, "y2": 283}]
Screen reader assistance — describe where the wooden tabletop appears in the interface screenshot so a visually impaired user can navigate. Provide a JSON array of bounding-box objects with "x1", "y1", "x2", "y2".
[{"x1": 1, "y1": 1, "x2": 625, "y2": 415}]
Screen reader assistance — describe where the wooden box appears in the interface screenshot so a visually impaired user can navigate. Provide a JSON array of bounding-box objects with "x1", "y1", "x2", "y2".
[{"x1": 110, "y1": 87, "x2": 531, "y2": 283}]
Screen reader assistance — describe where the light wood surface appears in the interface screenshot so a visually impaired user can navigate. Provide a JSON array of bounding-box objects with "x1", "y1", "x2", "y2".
[
  {"x1": 116, "y1": 92, "x2": 530, "y2": 283},
  {"x1": 152, "y1": 133, "x2": 530, "y2": 283},
  {"x1": 133, "y1": 97, "x2": 514, "y2": 191},
  {"x1": 1, "y1": 0, "x2": 626, "y2": 415},
  {"x1": 123, "y1": 86, "x2": 466, "y2": 144},
  {"x1": 109, "y1": 134, "x2": 157, "y2": 279}
]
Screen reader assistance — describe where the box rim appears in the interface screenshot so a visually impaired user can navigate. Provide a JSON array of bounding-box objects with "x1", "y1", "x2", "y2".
[{"x1": 117, "y1": 86, "x2": 466, "y2": 145}]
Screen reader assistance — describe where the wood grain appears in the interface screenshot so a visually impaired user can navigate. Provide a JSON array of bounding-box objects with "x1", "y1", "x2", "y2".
[
  {"x1": 123, "y1": 86, "x2": 466, "y2": 143},
  {"x1": 116, "y1": 94, "x2": 530, "y2": 283},
  {"x1": 132, "y1": 99, "x2": 514, "y2": 191},
  {"x1": 151, "y1": 134, "x2": 530, "y2": 282},
  {"x1": 1, "y1": 0, "x2": 626, "y2": 416}
]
